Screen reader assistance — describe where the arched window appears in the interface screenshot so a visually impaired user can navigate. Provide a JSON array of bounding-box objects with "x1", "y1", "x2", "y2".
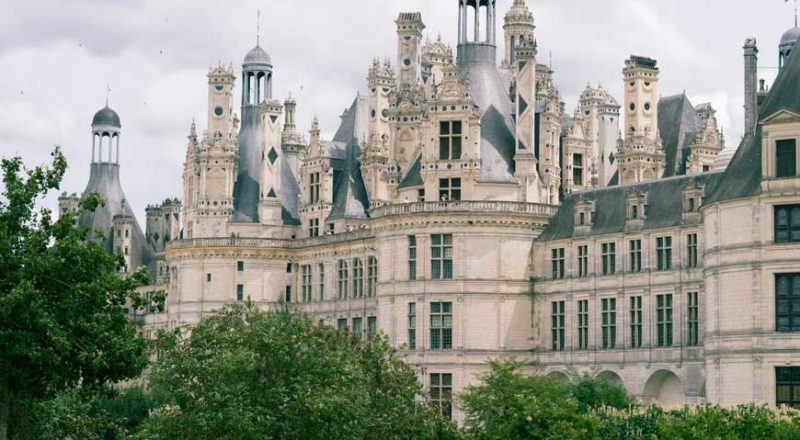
[
  {"x1": 367, "y1": 256, "x2": 377, "y2": 298},
  {"x1": 352, "y1": 258, "x2": 364, "y2": 298},
  {"x1": 337, "y1": 260, "x2": 349, "y2": 299}
]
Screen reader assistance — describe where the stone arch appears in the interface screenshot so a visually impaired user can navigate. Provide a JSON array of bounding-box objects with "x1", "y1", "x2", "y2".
[
  {"x1": 643, "y1": 370, "x2": 684, "y2": 406},
  {"x1": 596, "y1": 370, "x2": 624, "y2": 389},
  {"x1": 546, "y1": 371, "x2": 569, "y2": 382}
]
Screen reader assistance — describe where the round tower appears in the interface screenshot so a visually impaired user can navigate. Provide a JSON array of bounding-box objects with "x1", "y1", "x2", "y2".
[
  {"x1": 502, "y1": 0, "x2": 534, "y2": 67},
  {"x1": 779, "y1": 26, "x2": 800, "y2": 70},
  {"x1": 91, "y1": 105, "x2": 121, "y2": 164}
]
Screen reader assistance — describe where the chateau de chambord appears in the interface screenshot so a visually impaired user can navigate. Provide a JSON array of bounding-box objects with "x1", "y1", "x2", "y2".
[{"x1": 58, "y1": 0, "x2": 800, "y2": 421}]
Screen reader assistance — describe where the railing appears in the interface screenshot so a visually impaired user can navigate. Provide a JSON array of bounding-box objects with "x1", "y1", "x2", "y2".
[
  {"x1": 370, "y1": 201, "x2": 559, "y2": 218},
  {"x1": 166, "y1": 229, "x2": 375, "y2": 251}
]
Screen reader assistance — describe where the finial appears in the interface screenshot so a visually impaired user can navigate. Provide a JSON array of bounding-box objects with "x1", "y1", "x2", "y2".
[
  {"x1": 256, "y1": 9, "x2": 261, "y2": 46},
  {"x1": 437, "y1": 32, "x2": 442, "y2": 42},
  {"x1": 105, "y1": 83, "x2": 110, "y2": 107}
]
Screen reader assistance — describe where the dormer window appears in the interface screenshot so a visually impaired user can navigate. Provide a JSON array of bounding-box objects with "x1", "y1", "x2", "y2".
[
  {"x1": 625, "y1": 191, "x2": 647, "y2": 228},
  {"x1": 776, "y1": 139, "x2": 797, "y2": 178},
  {"x1": 574, "y1": 198, "x2": 595, "y2": 232},
  {"x1": 761, "y1": 110, "x2": 800, "y2": 183}
]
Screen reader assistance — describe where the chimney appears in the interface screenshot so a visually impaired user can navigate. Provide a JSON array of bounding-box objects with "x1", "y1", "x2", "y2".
[{"x1": 743, "y1": 38, "x2": 758, "y2": 135}]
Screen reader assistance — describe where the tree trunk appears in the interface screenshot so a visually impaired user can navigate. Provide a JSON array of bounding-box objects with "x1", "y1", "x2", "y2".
[{"x1": 0, "y1": 379, "x2": 9, "y2": 440}]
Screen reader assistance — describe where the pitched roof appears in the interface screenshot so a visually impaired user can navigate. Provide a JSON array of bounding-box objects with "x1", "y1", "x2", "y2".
[
  {"x1": 327, "y1": 95, "x2": 371, "y2": 220},
  {"x1": 658, "y1": 93, "x2": 700, "y2": 177},
  {"x1": 398, "y1": 154, "x2": 423, "y2": 188},
  {"x1": 537, "y1": 171, "x2": 724, "y2": 241}
]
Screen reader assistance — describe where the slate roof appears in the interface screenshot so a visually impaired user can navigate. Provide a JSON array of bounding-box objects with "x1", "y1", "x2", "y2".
[
  {"x1": 658, "y1": 93, "x2": 700, "y2": 177},
  {"x1": 706, "y1": 41, "x2": 800, "y2": 205},
  {"x1": 327, "y1": 95, "x2": 371, "y2": 220},
  {"x1": 537, "y1": 171, "x2": 724, "y2": 241},
  {"x1": 399, "y1": 155, "x2": 423, "y2": 188}
]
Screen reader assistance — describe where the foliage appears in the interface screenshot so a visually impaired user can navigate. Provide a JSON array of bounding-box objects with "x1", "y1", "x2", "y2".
[
  {"x1": 0, "y1": 148, "x2": 159, "y2": 439},
  {"x1": 568, "y1": 371, "x2": 633, "y2": 413},
  {"x1": 137, "y1": 304, "x2": 458, "y2": 440}
]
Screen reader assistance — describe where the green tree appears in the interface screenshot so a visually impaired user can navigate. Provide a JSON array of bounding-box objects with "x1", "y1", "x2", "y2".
[
  {"x1": 0, "y1": 149, "x2": 157, "y2": 439},
  {"x1": 137, "y1": 304, "x2": 458, "y2": 440}
]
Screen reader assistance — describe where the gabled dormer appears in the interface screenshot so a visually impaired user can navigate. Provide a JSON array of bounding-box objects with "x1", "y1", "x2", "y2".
[
  {"x1": 625, "y1": 190, "x2": 647, "y2": 230},
  {"x1": 761, "y1": 109, "x2": 800, "y2": 193},
  {"x1": 682, "y1": 182, "x2": 705, "y2": 224},
  {"x1": 573, "y1": 197, "x2": 595, "y2": 236}
]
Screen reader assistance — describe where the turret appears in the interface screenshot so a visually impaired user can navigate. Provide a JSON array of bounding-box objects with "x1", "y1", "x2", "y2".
[
  {"x1": 502, "y1": 0, "x2": 534, "y2": 68},
  {"x1": 396, "y1": 12, "x2": 425, "y2": 88}
]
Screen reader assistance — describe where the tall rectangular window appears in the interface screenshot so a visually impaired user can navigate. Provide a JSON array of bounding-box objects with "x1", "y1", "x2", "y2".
[
  {"x1": 430, "y1": 373, "x2": 453, "y2": 419},
  {"x1": 309, "y1": 218, "x2": 319, "y2": 238},
  {"x1": 337, "y1": 318, "x2": 348, "y2": 331},
  {"x1": 656, "y1": 236, "x2": 673, "y2": 271},
  {"x1": 551, "y1": 248, "x2": 565, "y2": 279},
  {"x1": 573, "y1": 153, "x2": 584, "y2": 186},
  {"x1": 629, "y1": 240, "x2": 642, "y2": 273},
  {"x1": 577, "y1": 245, "x2": 589, "y2": 277},
  {"x1": 438, "y1": 178, "x2": 461, "y2": 201},
  {"x1": 285, "y1": 285, "x2": 292, "y2": 303},
  {"x1": 776, "y1": 273, "x2": 800, "y2": 332},
  {"x1": 775, "y1": 205, "x2": 800, "y2": 244},
  {"x1": 686, "y1": 233, "x2": 698, "y2": 268},
  {"x1": 352, "y1": 317, "x2": 363, "y2": 337},
  {"x1": 430, "y1": 302, "x2": 453, "y2": 350},
  {"x1": 602, "y1": 298, "x2": 617, "y2": 349},
  {"x1": 431, "y1": 234, "x2": 453, "y2": 279},
  {"x1": 408, "y1": 236, "x2": 417, "y2": 280},
  {"x1": 352, "y1": 259, "x2": 364, "y2": 298},
  {"x1": 318, "y1": 263, "x2": 325, "y2": 301},
  {"x1": 687, "y1": 291, "x2": 699, "y2": 346},
  {"x1": 237, "y1": 261, "x2": 244, "y2": 272},
  {"x1": 656, "y1": 294, "x2": 674, "y2": 347},
  {"x1": 367, "y1": 316, "x2": 377, "y2": 339},
  {"x1": 776, "y1": 367, "x2": 800, "y2": 408},
  {"x1": 630, "y1": 296, "x2": 642, "y2": 348},
  {"x1": 577, "y1": 299, "x2": 588, "y2": 350},
  {"x1": 367, "y1": 256, "x2": 377, "y2": 298},
  {"x1": 301, "y1": 265, "x2": 312, "y2": 303},
  {"x1": 602, "y1": 242, "x2": 616, "y2": 275},
  {"x1": 776, "y1": 139, "x2": 797, "y2": 178},
  {"x1": 408, "y1": 302, "x2": 417, "y2": 350},
  {"x1": 337, "y1": 260, "x2": 349, "y2": 299},
  {"x1": 309, "y1": 172, "x2": 321, "y2": 203},
  {"x1": 439, "y1": 120, "x2": 462, "y2": 160},
  {"x1": 236, "y1": 284, "x2": 244, "y2": 302},
  {"x1": 551, "y1": 301, "x2": 565, "y2": 351}
]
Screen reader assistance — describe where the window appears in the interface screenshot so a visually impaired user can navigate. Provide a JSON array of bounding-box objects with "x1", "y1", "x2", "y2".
[
  {"x1": 551, "y1": 301, "x2": 565, "y2": 351},
  {"x1": 687, "y1": 292, "x2": 699, "y2": 346},
  {"x1": 602, "y1": 298, "x2": 617, "y2": 349},
  {"x1": 236, "y1": 284, "x2": 244, "y2": 302},
  {"x1": 237, "y1": 261, "x2": 244, "y2": 272},
  {"x1": 438, "y1": 178, "x2": 461, "y2": 201},
  {"x1": 418, "y1": 188, "x2": 425, "y2": 202},
  {"x1": 367, "y1": 316, "x2": 377, "y2": 339},
  {"x1": 776, "y1": 367, "x2": 800, "y2": 408},
  {"x1": 577, "y1": 245, "x2": 589, "y2": 277},
  {"x1": 776, "y1": 273, "x2": 800, "y2": 332},
  {"x1": 408, "y1": 302, "x2": 417, "y2": 350},
  {"x1": 430, "y1": 373, "x2": 453, "y2": 419},
  {"x1": 352, "y1": 258, "x2": 364, "y2": 298},
  {"x1": 551, "y1": 248, "x2": 565, "y2": 279},
  {"x1": 408, "y1": 236, "x2": 417, "y2": 280},
  {"x1": 656, "y1": 294, "x2": 673, "y2": 347},
  {"x1": 352, "y1": 317, "x2": 363, "y2": 337},
  {"x1": 775, "y1": 205, "x2": 800, "y2": 244},
  {"x1": 309, "y1": 218, "x2": 319, "y2": 238},
  {"x1": 573, "y1": 153, "x2": 584, "y2": 186},
  {"x1": 337, "y1": 318, "x2": 348, "y2": 331},
  {"x1": 430, "y1": 302, "x2": 453, "y2": 350},
  {"x1": 656, "y1": 236, "x2": 672, "y2": 271},
  {"x1": 686, "y1": 233, "x2": 698, "y2": 268},
  {"x1": 318, "y1": 263, "x2": 325, "y2": 301},
  {"x1": 631, "y1": 205, "x2": 639, "y2": 219},
  {"x1": 629, "y1": 240, "x2": 642, "y2": 273},
  {"x1": 439, "y1": 120, "x2": 462, "y2": 160},
  {"x1": 776, "y1": 139, "x2": 797, "y2": 178},
  {"x1": 630, "y1": 296, "x2": 642, "y2": 348},
  {"x1": 602, "y1": 242, "x2": 616, "y2": 275},
  {"x1": 367, "y1": 256, "x2": 377, "y2": 297},
  {"x1": 337, "y1": 260, "x2": 349, "y2": 299},
  {"x1": 301, "y1": 265, "x2": 312, "y2": 303},
  {"x1": 577, "y1": 300, "x2": 588, "y2": 350},
  {"x1": 431, "y1": 234, "x2": 453, "y2": 279},
  {"x1": 285, "y1": 285, "x2": 292, "y2": 303},
  {"x1": 309, "y1": 172, "x2": 321, "y2": 203},
  {"x1": 206, "y1": 273, "x2": 212, "y2": 282}
]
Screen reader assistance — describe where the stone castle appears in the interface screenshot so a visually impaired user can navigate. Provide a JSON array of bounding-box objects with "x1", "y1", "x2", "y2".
[{"x1": 59, "y1": 0, "x2": 800, "y2": 420}]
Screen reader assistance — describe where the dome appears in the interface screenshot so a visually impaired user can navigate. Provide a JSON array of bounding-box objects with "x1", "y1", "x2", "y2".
[
  {"x1": 92, "y1": 106, "x2": 121, "y2": 127},
  {"x1": 243, "y1": 44, "x2": 271, "y2": 66},
  {"x1": 781, "y1": 26, "x2": 800, "y2": 47}
]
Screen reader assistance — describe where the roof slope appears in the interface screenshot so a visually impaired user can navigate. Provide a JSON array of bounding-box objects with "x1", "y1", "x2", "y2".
[
  {"x1": 537, "y1": 171, "x2": 723, "y2": 241},
  {"x1": 658, "y1": 93, "x2": 700, "y2": 177},
  {"x1": 328, "y1": 95, "x2": 371, "y2": 220}
]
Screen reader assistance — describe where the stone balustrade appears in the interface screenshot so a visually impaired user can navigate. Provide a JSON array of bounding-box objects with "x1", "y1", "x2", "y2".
[{"x1": 370, "y1": 200, "x2": 558, "y2": 218}]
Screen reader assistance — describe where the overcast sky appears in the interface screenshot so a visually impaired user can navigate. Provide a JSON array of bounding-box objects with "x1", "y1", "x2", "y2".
[{"x1": 0, "y1": 0, "x2": 796, "y2": 221}]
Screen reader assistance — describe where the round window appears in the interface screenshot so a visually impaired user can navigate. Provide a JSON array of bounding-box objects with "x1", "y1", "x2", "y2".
[
  {"x1": 215, "y1": 85, "x2": 224, "y2": 91},
  {"x1": 381, "y1": 109, "x2": 389, "y2": 119},
  {"x1": 214, "y1": 106, "x2": 224, "y2": 117},
  {"x1": 403, "y1": 58, "x2": 411, "y2": 66},
  {"x1": 629, "y1": 103, "x2": 636, "y2": 112},
  {"x1": 370, "y1": 109, "x2": 376, "y2": 119},
  {"x1": 644, "y1": 102, "x2": 651, "y2": 111}
]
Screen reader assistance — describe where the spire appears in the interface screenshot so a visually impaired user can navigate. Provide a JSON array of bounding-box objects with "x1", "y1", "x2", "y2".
[
  {"x1": 256, "y1": 9, "x2": 261, "y2": 46},
  {"x1": 105, "y1": 83, "x2": 110, "y2": 107}
]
